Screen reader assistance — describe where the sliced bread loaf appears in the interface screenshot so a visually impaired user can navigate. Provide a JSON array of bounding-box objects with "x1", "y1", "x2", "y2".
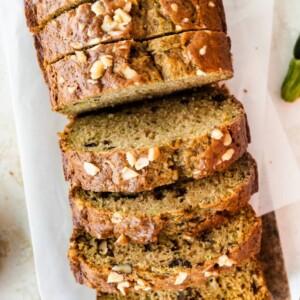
[
  {"x1": 60, "y1": 86, "x2": 249, "y2": 193},
  {"x1": 46, "y1": 31, "x2": 233, "y2": 115},
  {"x1": 25, "y1": 0, "x2": 93, "y2": 32},
  {"x1": 69, "y1": 205, "x2": 262, "y2": 293},
  {"x1": 70, "y1": 153, "x2": 258, "y2": 244},
  {"x1": 35, "y1": 0, "x2": 226, "y2": 65},
  {"x1": 96, "y1": 259, "x2": 271, "y2": 299}
]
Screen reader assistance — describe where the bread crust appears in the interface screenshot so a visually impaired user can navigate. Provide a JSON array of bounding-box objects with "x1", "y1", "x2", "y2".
[
  {"x1": 34, "y1": 0, "x2": 226, "y2": 65},
  {"x1": 45, "y1": 30, "x2": 233, "y2": 115},
  {"x1": 68, "y1": 212, "x2": 262, "y2": 292},
  {"x1": 70, "y1": 153, "x2": 258, "y2": 243},
  {"x1": 24, "y1": 0, "x2": 93, "y2": 31}
]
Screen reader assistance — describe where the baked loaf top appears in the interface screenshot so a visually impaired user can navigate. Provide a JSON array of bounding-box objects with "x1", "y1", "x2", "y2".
[
  {"x1": 46, "y1": 30, "x2": 233, "y2": 115},
  {"x1": 60, "y1": 86, "x2": 249, "y2": 193},
  {"x1": 25, "y1": 0, "x2": 93, "y2": 31},
  {"x1": 70, "y1": 153, "x2": 258, "y2": 243},
  {"x1": 69, "y1": 205, "x2": 262, "y2": 293},
  {"x1": 96, "y1": 259, "x2": 271, "y2": 299},
  {"x1": 35, "y1": 0, "x2": 226, "y2": 65}
]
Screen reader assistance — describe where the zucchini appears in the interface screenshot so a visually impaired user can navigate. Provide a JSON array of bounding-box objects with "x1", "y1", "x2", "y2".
[{"x1": 281, "y1": 35, "x2": 300, "y2": 102}]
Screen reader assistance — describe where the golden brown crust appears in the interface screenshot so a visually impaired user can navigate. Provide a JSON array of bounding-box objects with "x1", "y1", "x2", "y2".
[
  {"x1": 69, "y1": 154, "x2": 258, "y2": 243},
  {"x1": 45, "y1": 30, "x2": 233, "y2": 115},
  {"x1": 68, "y1": 216, "x2": 262, "y2": 292},
  {"x1": 24, "y1": 0, "x2": 94, "y2": 31},
  {"x1": 34, "y1": 0, "x2": 226, "y2": 65}
]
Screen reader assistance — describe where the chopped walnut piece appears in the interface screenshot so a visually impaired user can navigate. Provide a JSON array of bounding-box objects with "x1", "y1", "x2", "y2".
[
  {"x1": 83, "y1": 162, "x2": 100, "y2": 176},
  {"x1": 100, "y1": 55, "x2": 113, "y2": 69},
  {"x1": 111, "y1": 212, "x2": 123, "y2": 224},
  {"x1": 91, "y1": 1, "x2": 105, "y2": 16},
  {"x1": 176, "y1": 25, "x2": 182, "y2": 31},
  {"x1": 171, "y1": 3, "x2": 178, "y2": 12},
  {"x1": 196, "y1": 69, "x2": 207, "y2": 76},
  {"x1": 218, "y1": 255, "x2": 236, "y2": 267},
  {"x1": 115, "y1": 234, "x2": 129, "y2": 246},
  {"x1": 117, "y1": 281, "x2": 130, "y2": 296},
  {"x1": 211, "y1": 128, "x2": 223, "y2": 140},
  {"x1": 121, "y1": 167, "x2": 139, "y2": 180},
  {"x1": 101, "y1": 15, "x2": 118, "y2": 32},
  {"x1": 107, "y1": 271, "x2": 124, "y2": 283},
  {"x1": 126, "y1": 151, "x2": 137, "y2": 167},
  {"x1": 123, "y1": 2, "x2": 132, "y2": 12},
  {"x1": 148, "y1": 147, "x2": 160, "y2": 161},
  {"x1": 90, "y1": 60, "x2": 105, "y2": 80},
  {"x1": 67, "y1": 86, "x2": 77, "y2": 94},
  {"x1": 99, "y1": 240, "x2": 108, "y2": 255},
  {"x1": 114, "y1": 8, "x2": 132, "y2": 25},
  {"x1": 223, "y1": 133, "x2": 232, "y2": 146},
  {"x1": 199, "y1": 45, "x2": 207, "y2": 56},
  {"x1": 135, "y1": 157, "x2": 149, "y2": 170},
  {"x1": 112, "y1": 264, "x2": 132, "y2": 274},
  {"x1": 58, "y1": 76, "x2": 65, "y2": 84},
  {"x1": 75, "y1": 51, "x2": 87, "y2": 63},
  {"x1": 174, "y1": 272, "x2": 188, "y2": 285},
  {"x1": 70, "y1": 42, "x2": 83, "y2": 50},
  {"x1": 120, "y1": 65, "x2": 138, "y2": 79},
  {"x1": 208, "y1": 1, "x2": 216, "y2": 7},
  {"x1": 222, "y1": 149, "x2": 235, "y2": 161}
]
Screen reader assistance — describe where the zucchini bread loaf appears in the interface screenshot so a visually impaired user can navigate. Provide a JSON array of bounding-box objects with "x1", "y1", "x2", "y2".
[
  {"x1": 60, "y1": 86, "x2": 250, "y2": 193},
  {"x1": 69, "y1": 205, "x2": 262, "y2": 293},
  {"x1": 96, "y1": 259, "x2": 271, "y2": 299},
  {"x1": 46, "y1": 31, "x2": 233, "y2": 115},
  {"x1": 35, "y1": 0, "x2": 226, "y2": 65},
  {"x1": 70, "y1": 153, "x2": 258, "y2": 244}
]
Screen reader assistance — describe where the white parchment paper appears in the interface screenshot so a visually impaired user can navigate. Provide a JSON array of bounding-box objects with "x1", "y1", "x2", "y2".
[{"x1": 1, "y1": 0, "x2": 300, "y2": 299}]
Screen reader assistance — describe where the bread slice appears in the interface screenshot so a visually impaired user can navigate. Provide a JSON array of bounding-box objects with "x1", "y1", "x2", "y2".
[
  {"x1": 96, "y1": 259, "x2": 271, "y2": 299},
  {"x1": 35, "y1": 0, "x2": 226, "y2": 65},
  {"x1": 60, "y1": 86, "x2": 249, "y2": 193},
  {"x1": 68, "y1": 205, "x2": 262, "y2": 293},
  {"x1": 25, "y1": 0, "x2": 93, "y2": 32},
  {"x1": 46, "y1": 31, "x2": 233, "y2": 115},
  {"x1": 70, "y1": 153, "x2": 258, "y2": 244}
]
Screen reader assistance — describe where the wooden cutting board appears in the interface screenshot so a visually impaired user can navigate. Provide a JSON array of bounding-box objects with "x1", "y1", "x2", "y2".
[{"x1": 259, "y1": 212, "x2": 291, "y2": 300}]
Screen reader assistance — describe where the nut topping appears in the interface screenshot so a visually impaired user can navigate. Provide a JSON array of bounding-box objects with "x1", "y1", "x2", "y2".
[
  {"x1": 112, "y1": 264, "x2": 132, "y2": 274},
  {"x1": 135, "y1": 157, "x2": 149, "y2": 170},
  {"x1": 221, "y1": 149, "x2": 235, "y2": 161},
  {"x1": 115, "y1": 234, "x2": 129, "y2": 246},
  {"x1": 217, "y1": 255, "x2": 236, "y2": 267},
  {"x1": 91, "y1": 1, "x2": 105, "y2": 16},
  {"x1": 211, "y1": 128, "x2": 223, "y2": 140},
  {"x1": 196, "y1": 69, "x2": 207, "y2": 76},
  {"x1": 174, "y1": 272, "x2": 188, "y2": 285},
  {"x1": 171, "y1": 3, "x2": 178, "y2": 12},
  {"x1": 111, "y1": 212, "x2": 123, "y2": 224},
  {"x1": 101, "y1": 15, "x2": 118, "y2": 32},
  {"x1": 123, "y1": 2, "x2": 132, "y2": 12},
  {"x1": 114, "y1": 8, "x2": 132, "y2": 25},
  {"x1": 148, "y1": 147, "x2": 160, "y2": 161},
  {"x1": 99, "y1": 240, "x2": 108, "y2": 255},
  {"x1": 67, "y1": 86, "x2": 77, "y2": 94},
  {"x1": 58, "y1": 76, "x2": 65, "y2": 84},
  {"x1": 75, "y1": 51, "x2": 87, "y2": 63},
  {"x1": 107, "y1": 271, "x2": 124, "y2": 283},
  {"x1": 208, "y1": 1, "x2": 215, "y2": 7},
  {"x1": 223, "y1": 133, "x2": 232, "y2": 146},
  {"x1": 199, "y1": 45, "x2": 207, "y2": 56},
  {"x1": 100, "y1": 55, "x2": 114, "y2": 69},
  {"x1": 134, "y1": 279, "x2": 151, "y2": 291},
  {"x1": 117, "y1": 281, "x2": 130, "y2": 296},
  {"x1": 119, "y1": 65, "x2": 138, "y2": 79},
  {"x1": 121, "y1": 167, "x2": 139, "y2": 180},
  {"x1": 83, "y1": 162, "x2": 100, "y2": 176},
  {"x1": 70, "y1": 42, "x2": 83, "y2": 50},
  {"x1": 175, "y1": 25, "x2": 182, "y2": 31},
  {"x1": 90, "y1": 60, "x2": 105, "y2": 80},
  {"x1": 126, "y1": 151, "x2": 137, "y2": 167}
]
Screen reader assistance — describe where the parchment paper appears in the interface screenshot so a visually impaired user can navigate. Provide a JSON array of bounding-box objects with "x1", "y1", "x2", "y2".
[{"x1": 1, "y1": 0, "x2": 300, "y2": 299}]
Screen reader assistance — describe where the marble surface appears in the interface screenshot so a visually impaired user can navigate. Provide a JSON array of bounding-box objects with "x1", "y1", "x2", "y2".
[{"x1": 0, "y1": 0, "x2": 299, "y2": 299}]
